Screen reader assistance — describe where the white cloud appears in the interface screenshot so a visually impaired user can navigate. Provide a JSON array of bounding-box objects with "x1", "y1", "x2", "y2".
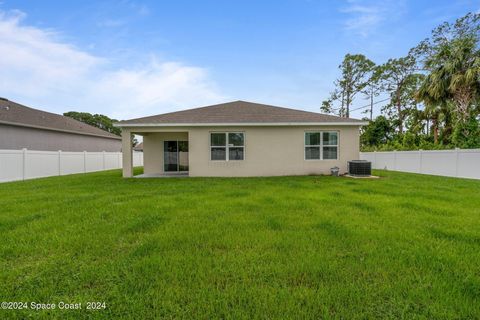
[
  {"x1": 91, "y1": 60, "x2": 224, "y2": 119},
  {"x1": 0, "y1": 9, "x2": 225, "y2": 119},
  {"x1": 0, "y1": 10, "x2": 101, "y2": 96},
  {"x1": 342, "y1": 5, "x2": 381, "y2": 36},
  {"x1": 340, "y1": 0, "x2": 406, "y2": 37}
]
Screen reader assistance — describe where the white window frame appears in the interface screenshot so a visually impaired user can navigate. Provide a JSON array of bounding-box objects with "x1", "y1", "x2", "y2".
[
  {"x1": 210, "y1": 132, "x2": 245, "y2": 161},
  {"x1": 304, "y1": 131, "x2": 339, "y2": 160}
]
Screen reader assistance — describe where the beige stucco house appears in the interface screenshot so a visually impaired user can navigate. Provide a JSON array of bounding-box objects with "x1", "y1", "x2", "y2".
[{"x1": 116, "y1": 101, "x2": 367, "y2": 177}]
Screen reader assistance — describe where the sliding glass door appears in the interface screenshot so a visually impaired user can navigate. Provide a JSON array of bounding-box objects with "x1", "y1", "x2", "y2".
[
  {"x1": 164, "y1": 141, "x2": 188, "y2": 172},
  {"x1": 178, "y1": 141, "x2": 189, "y2": 171}
]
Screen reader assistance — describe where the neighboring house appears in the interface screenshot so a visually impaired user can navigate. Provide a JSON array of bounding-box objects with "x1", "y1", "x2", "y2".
[
  {"x1": 116, "y1": 100, "x2": 367, "y2": 177},
  {"x1": 133, "y1": 142, "x2": 143, "y2": 152},
  {"x1": 0, "y1": 98, "x2": 121, "y2": 152}
]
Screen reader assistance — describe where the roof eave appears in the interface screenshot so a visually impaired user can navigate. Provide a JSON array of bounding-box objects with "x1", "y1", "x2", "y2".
[
  {"x1": 0, "y1": 120, "x2": 122, "y2": 140},
  {"x1": 114, "y1": 121, "x2": 368, "y2": 128}
]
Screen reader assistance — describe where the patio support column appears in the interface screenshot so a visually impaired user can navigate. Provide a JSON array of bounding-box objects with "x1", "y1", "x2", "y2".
[{"x1": 122, "y1": 129, "x2": 133, "y2": 177}]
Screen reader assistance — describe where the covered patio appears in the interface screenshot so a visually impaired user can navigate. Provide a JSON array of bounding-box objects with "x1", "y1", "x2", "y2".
[{"x1": 122, "y1": 129, "x2": 189, "y2": 178}]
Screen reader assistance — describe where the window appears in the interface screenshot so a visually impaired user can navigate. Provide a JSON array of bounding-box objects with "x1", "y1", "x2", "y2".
[
  {"x1": 305, "y1": 131, "x2": 338, "y2": 160},
  {"x1": 210, "y1": 133, "x2": 226, "y2": 160},
  {"x1": 322, "y1": 132, "x2": 338, "y2": 160},
  {"x1": 210, "y1": 132, "x2": 244, "y2": 161}
]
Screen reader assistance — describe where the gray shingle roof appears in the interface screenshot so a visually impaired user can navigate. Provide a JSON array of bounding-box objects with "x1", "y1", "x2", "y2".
[
  {"x1": 117, "y1": 100, "x2": 365, "y2": 126},
  {"x1": 0, "y1": 98, "x2": 121, "y2": 139},
  {"x1": 133, "y1": 142, "x2": 143, "y2": 151}
]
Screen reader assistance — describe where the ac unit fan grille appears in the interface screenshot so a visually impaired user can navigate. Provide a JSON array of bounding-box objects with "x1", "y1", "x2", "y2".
[{"x1": 348, "y1": 160, "x2": 371, "y2": 176}]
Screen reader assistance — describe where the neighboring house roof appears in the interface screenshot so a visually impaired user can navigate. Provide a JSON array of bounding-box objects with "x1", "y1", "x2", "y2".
[
  {"x1": 133, "y1": 142, "x2": 143, "y2": 151},
  {"x1": 116, "y1": 100, "x2": 367, "y2": 127},
  {"x1": 0, "y1": 98, "x2": 121, "y2": 140}
]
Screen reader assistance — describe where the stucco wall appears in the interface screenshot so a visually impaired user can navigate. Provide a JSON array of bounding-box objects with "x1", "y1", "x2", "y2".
[
  {"x1": 189, "y1": 126, "x2": 359, "y2": 177},
  {"x1": 143, "y1": 132, "x2": 188, "y2": 174},
  {"x1": 137, "y1": 126, "x2": 360, "y2": 177},
  {"x1": 0, "y1": 124, "x2": 122, "y2": 152}
]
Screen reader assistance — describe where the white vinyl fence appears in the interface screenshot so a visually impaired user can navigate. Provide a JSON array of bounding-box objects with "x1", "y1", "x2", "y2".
[
  {"x1": 0, "y1": 149, "x2": 143, "y2": 183},
  {"x1": 360, "y1": 149, "x2": 480, "y2": 180}
]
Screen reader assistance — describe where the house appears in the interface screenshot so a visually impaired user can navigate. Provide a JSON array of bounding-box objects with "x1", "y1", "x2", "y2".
[
  {"x1": 133, "y1": 142, "x2": 143, "y2": 152},
  {"x1": 115, "y1": 101, "x2": 367, "y2": 177},
  {"x1": 0, "y1": 98, "x2": 122, "y2": 152}
]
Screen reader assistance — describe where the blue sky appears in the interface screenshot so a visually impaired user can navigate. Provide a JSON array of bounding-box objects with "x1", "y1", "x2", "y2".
[{"x1": 0, "y1": 0, "x2": 478, "y2": 119}]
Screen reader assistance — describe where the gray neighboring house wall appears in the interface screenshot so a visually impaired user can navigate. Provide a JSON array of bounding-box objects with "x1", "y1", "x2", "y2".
[{"x1": 0, "y1": 98, "x2": 122, "y2": 152}]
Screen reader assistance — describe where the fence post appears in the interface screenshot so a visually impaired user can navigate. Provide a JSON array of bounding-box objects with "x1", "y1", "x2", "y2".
[
  {"x1": 102, "y1": 151, "x2": 106, "y2": 170},
  {"x1": 373, "y1": 151, "x2": 376, "y2": 169},
  {"x1": 393, "y1": 150, "x2": 397, "y2": 171},
  {"x1": 418, "y1": 149, "x2": 423, "y2": 173},
  {"x1": 455, "y1": 148, "x2": 459, "y2": 177},
  {"x1": 58, "y1": 150, "x2": 62, "y2": 176},
  {"x1": 83, "y1": 151, "x2": 87, "y2": 173},
  {"x1": 22, "y1": 148, "x2": 27, "y2": 181}
]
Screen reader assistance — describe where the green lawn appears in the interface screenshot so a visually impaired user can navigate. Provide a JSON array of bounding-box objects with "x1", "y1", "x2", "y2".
[{"x1": 1, "y1": 169, "x2": 479, "y2": 319}]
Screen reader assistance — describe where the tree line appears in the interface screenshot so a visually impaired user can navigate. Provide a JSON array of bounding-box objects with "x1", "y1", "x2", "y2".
[
  {"x1": 322, "y1": 13, "x2": 480, "y2": 151},
  {"x1": 64, "y1": 111, "x2": 140, "y2": 146},
  {"x1": 64, "y1": 111, "x2": 122, "y2": 136}
]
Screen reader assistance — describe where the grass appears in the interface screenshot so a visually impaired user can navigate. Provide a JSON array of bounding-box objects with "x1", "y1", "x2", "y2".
[{"x1": 1, "y1": 168, "x2": 479, "y2": 319}]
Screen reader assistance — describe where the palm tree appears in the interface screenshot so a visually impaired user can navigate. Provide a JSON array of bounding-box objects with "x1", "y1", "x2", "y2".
[
  {"x1": 416, "y1": 77, "x2": 451, "y2": 144},
  {"x1": 425, "y1": 104, "x2": 445, "y2": 144},
  {"x1": 417, "y1": 24, "x2": 480, "y2": 122}
]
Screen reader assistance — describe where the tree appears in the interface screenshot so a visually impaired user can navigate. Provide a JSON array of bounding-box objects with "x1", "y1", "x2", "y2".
[
  {"x1": 417, "y1": 37, "x2": 480, "y2": 121},
  {"x1": 361, "y1": 66, "x2": 383, "y2": 120},
  {"x1": 377, "y1": 55, "x2": 419, "y2": 134},
  {"x1": 131, "y1": 136, "x2": 139, "y2": 147},
  {"x1": 414, "y1": 12, "x2": 480, "y2": 146},
  {"x1": 322, "y1": 54, "x2": 375, "y2": 118},
  {"x1": 324, "y1": 12, "x2": 480, "y2": 151},
  {"x1": 425, "y1": 104, "x2": 443, "y2": 144},
  {"x1": 416, "y1": 80, "x2": 455, "y2": 145},
  {"x1": 452, "y1": 114, "x2": 480, "y2": 148},
  {"x1": 360, "y1": 116, "x2": 394, "y2": 147},
  {"x1": 64, "y1": 111, "x2": 122, "y2": 136},
  {"x1": 405, "y1": 107, "x2": 427, "y2": 139}
]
